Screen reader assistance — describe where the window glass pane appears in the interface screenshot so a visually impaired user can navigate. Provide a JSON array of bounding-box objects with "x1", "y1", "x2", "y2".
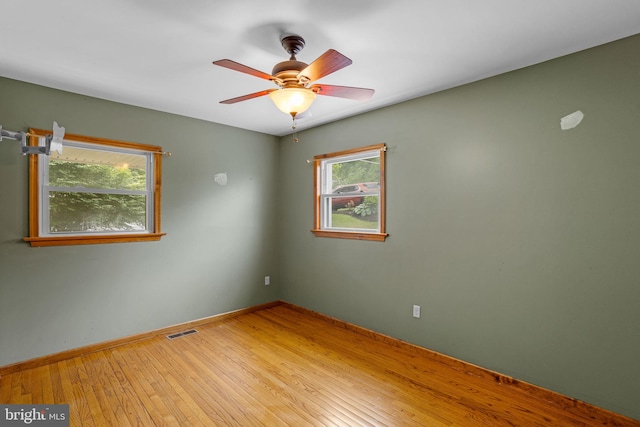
[
  {"x1": 329, "y1": 156, "x2": 380, "y2": 191},
  {"x1": 332, "y1": 194, "x2": 365, "y2": 210},
  {"x1": 48, "y1": 192, "x2": 147, "y2": 233},
  {"x1": 313, "y1": 143, "x2": 386, "y2": 241},
  {"x1": 48, "y1": 145, "x2": 147, "y2": 191},
  {"x1": 323, "y1": 153, "x2": 380, "y2": 231},
  {"x1": 329, "y1": 195, "x2": 379, "y2": 230}
]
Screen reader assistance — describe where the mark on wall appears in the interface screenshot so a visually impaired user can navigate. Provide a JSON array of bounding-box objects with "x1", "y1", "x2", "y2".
[
  {"x1": 214, "y1": 172, "x2": 228, "y2": 186},
  {"x1": 560, "y1": 110, "x2": 584, "y2": 130}
]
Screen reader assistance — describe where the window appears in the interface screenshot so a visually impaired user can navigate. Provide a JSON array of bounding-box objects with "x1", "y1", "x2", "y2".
[
  {"x1": 24, "y1": 128, "x2": 166, "y2": 247},
  {"x1": 312, "y1": 143, "x2": 387, "y2": 241}
]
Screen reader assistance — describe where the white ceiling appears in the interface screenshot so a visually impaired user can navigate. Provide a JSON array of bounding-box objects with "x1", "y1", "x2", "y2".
[{"x1": 2, "y1": 1, "x2": 640, "y2": 137}]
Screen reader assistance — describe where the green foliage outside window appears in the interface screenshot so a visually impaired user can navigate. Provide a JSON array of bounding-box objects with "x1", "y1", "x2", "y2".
[
  {"x1": 48, "y1": 162, "x2": 147, "y2": 233},
  {"x1": 353, "y1": 196, "x2": 379, "y2": 217},
  {"x1": 331, "y1": 157, "x2": 380, "y2": 189},
  {"x1": 49, "y1": 161, "x2": 146, "y2": 190}
]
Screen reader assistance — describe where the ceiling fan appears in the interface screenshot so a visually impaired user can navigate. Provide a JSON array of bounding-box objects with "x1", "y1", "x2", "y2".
[{"x1": 212, "y1": 34, "x2": 374, "y2": 119}]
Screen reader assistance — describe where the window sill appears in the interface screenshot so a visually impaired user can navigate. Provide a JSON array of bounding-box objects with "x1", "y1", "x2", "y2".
[
  {"x1": 24, "y1": 233, "x2": 167, "y2": 247},
  {"x1": 310, "y1": 229, "x2": 388, "y2": 242}
]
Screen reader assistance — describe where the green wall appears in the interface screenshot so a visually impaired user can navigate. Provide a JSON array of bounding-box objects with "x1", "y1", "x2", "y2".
[
  {"x1": 0, "y1": 78, "x2": 281, "y2": 366},
  {"x1": 2, "y1": 33, "x2": 639, "y2": 420},
  {"x1": 278, "y1": 34, "x2": 640, "y2": 420}
]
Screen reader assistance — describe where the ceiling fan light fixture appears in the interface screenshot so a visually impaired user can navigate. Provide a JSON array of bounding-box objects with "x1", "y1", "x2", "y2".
[{"x1": 269, "y1": 88, "x2": 316, "y2": 117}]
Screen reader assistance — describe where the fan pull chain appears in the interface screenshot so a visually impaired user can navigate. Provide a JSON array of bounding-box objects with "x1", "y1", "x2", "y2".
[{"x1": 292, "y1": 117, "x2": 299, "y2": 143}]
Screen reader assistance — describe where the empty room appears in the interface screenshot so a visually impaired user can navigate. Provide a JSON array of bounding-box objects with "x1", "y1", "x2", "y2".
[{"x1": 1, "y1": 1, "x2": 639, "y2": 425}]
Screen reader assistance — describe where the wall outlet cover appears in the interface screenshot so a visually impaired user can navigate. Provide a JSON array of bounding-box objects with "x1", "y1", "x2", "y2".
[{"x1": 413, "y1": 305, "x2": 421, "y2": 318}]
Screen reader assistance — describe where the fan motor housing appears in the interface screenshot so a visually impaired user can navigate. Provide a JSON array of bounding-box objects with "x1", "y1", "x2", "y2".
[{"x1": 272, "y1": 60, "x2": 309, "y2": 87}]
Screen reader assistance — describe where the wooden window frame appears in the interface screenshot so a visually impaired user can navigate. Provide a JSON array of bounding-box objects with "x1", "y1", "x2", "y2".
[
  {"x1": 311, "y1": 143, "x2": 388, "y2": 242},
  {"x1": 24, "y1": 128, "x2": 166, "y2": 247}
]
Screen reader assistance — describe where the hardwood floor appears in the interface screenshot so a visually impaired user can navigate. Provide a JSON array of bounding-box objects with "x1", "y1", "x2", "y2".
[{"x1": 1, "y1": 302, "x2": 638, "y2": 426}]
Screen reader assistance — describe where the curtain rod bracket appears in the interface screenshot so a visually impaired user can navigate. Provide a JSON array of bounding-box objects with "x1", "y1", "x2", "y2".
[{"x1": 0, "y1": 122, "x2": 66, "y2": 155}]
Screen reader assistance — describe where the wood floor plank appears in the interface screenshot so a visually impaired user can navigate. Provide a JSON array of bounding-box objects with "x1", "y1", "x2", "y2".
[
  {"x1": 146, "y1": 334, "x2": 269, "y2": 426},
  {"x1": 18, "y1": 368, "x2": 32, "y2": 403},
  {"x1": 9, "y1": 371, "x2": 22, "y2": 403},
  {"x1": 149, "y1": 340, "x2": 245, "y2": 426},
  {"x1": 29, "y1": 365, "x2": 49, "y2": 403},
  {"x1": 260, "y1": 306, "x2": 593, "y2": 426},
  {"x1": 62, "y1": 358, "x2": 97, "y2": 427},
  {"x1": 104, "y1": 348, "x2": 159, "y2": 427},
  {"x1": 1, "y1": 303, "x2": 638, "y2": 426},
  {"x1": 70, "y1": 357, "x2": 109, "y2": 426},
  {"x1": 225, "y1": 315, "x2": 408, "y2": 425},
  {"x1": 244, "y1": 310, "x2": 482, "y2": 423},
  {"x1": 109, "y1": 344, "x2": 180, "y2": 426},
  {"x1": 82, "y1": 351, "x2": 133, "y2": 427},
  {"x1": 171, "y1": 332, "x2": 314, "y2": 426},
  {"x1": 0, "y1": 374, "x2": 12, "y2": 402},
  {"x1": 47, "y1": 362, "x2": 65, "y2": 405}
]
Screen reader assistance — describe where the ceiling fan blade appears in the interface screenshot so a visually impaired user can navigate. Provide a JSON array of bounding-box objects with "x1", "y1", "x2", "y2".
[
  {"x1": 212, "y1": 59, "x2": 274, "y2": 81},
  {"x1": 310, "y1": 84, "x2": 374, "y2": 101},
  {"x1": 298, "y1": 49, "x2": 352, "y2": 82},
  {"x1": 220, "y1": 89, "x2": 276, "y2": 104}
]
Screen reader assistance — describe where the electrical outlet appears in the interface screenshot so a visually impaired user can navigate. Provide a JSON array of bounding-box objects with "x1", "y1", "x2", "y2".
[
  {"x1": 264, "y1": 276, "x2": 270, "y2": 286},
  {"x1": 413, "y1": 305, "x2": 421, "y2": 318}
]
